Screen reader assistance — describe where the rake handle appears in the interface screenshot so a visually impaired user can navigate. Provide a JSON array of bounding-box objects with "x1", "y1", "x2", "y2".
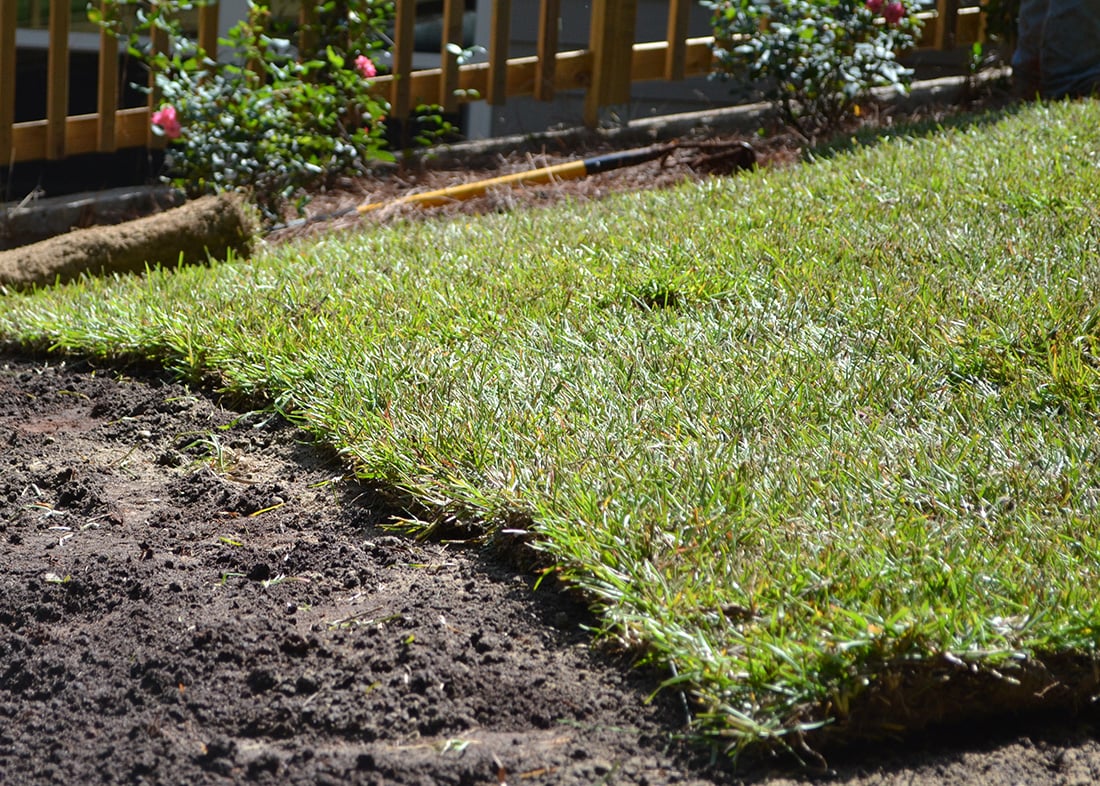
[{"x1": 357, "y1": 143, "x2": 674, "y2": 214}]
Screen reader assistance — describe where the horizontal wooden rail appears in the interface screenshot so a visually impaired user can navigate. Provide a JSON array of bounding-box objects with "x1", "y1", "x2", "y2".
[
  {"x1": 918, "y1": 5, "x2": 985, "y2": 47},
  {"x1": 10, "y1": 107, "x2": 152, "y2": 162},
  {"x1": 367, "y1": 38, "x2": 717, "y2": 112}
]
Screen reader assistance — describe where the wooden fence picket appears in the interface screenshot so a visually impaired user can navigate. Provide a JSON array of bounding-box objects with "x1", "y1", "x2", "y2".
[
  {"x1": 46, "y1": 0, "x2": 69, "y2": 160},
  {"x1": 0, "y1": 0, "x2": 16, "y2": 165}
]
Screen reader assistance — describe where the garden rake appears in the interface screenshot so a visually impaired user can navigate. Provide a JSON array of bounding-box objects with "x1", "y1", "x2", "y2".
[{"x1": 274, "y1": 139, "x2": 756, "y2": 232}]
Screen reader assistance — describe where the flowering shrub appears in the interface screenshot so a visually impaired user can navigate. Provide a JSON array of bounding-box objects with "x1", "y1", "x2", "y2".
[
  {"x1": 354, "y1": 54, "x2": 378, "y2": 80},
  {"x1": 95, "y1": 0, "x2": 394, "y2": 222},
  {"x1": 883, "y1": 1, "x2": 907, "y2": 24},
  {"x1": 150, "y1": 105, "x2": 182, "y2": 139},
  {"x1": 703, "y1": 0, "x2": 922, "y2": 136}
]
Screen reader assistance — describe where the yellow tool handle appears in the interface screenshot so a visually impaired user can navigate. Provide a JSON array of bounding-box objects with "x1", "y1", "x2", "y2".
[{"x1": 357, "y1": 159, "x2": 590, "y2": 213}]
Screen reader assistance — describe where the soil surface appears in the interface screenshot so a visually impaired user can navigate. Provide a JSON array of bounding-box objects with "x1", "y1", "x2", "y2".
[
  {"x1": 266, "y1": 128, "x2": 791, "y2": 244},
  {"x1": 4, "y1": 356, "x2": 1100, "y2": 786}
]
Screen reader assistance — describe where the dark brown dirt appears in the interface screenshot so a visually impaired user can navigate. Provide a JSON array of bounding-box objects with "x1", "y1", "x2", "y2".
[
  {"x1": 264, "y1": 86, "x2": 1009, "y2": 245},
  {"x1": 0, "y1": 356, "x2": 724, "y2": 786},
  {"x1": 4, "y1": 356, "x2": 1100, "y2": 785},
  {"x1": 265, "y1": 131, "x2": 790, "y2": 244}
]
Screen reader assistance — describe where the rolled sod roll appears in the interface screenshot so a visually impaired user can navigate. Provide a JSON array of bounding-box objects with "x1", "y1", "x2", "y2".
[{"x1": 0, "y1": 194, "x2": 256, "y2": 291}]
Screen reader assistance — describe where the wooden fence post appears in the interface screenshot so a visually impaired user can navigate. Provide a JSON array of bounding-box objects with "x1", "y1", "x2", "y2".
[
  {"x1": 47, "y1": 0, "x2": 71, "y2": 160},
  {"x1": 97, "y1": 0, "x2": 118, "y2": 152},
  {"x1": 486, "y1": 0, "x2": 511, "y2": 105},
  {"x1": 934, "y1": 0, "x2": 959, "y2": 49},
  {"x1": 534, "y1": 0, "x2": 560, "y2": 101},
  {"x1": 298, "y1": 0, "x2": 317, "y2": 61},
  {"x1": 664, "y1": 0, "x2": 692, "y2": 81},
  {"x1": 584, "y1": 0, "x2": 637, "y2": 127},
  {"x1": 0, "y1": 0, "x2": 15, "y2": 166},
  {"x1": 440, "y1": 0, "x2": 465, "y2": 111},
  {"x1": 391, "y1": 0, "x2": 415, "y2": 120},
  {"x1": 198, "y1": 0, "x2": 219, "y2": 59}
]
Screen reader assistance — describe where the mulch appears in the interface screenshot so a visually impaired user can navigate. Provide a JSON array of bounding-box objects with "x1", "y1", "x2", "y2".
[{"x1": 265, "y1": 79, "x2": 1012, "y2": 246}]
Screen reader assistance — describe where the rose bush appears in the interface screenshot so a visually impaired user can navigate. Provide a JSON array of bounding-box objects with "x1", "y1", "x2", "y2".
[
  {"x1": 704, "y1": 0, "x2": 922, "y2": 136},
  {"x1": 95, "y1": 0, "x2": 394, "y2": 223},
  {"x1": 354, "y1": 54, "x2": 378, "y2": 79},
  {"x1": 151, "y1": 104, "x2": 182, "y2": 139}
]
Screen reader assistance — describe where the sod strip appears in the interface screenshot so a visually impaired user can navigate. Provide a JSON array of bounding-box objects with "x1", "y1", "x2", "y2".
[{"x1": 3, "y1": 100, "x2": 1100, "y2": 754}]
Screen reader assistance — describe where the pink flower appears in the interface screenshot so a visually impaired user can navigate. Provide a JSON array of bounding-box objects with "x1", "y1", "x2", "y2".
[
  {"x1": 865, "y1": 0, "x2": 883, "y2": 12},
  {"x1": 883, "y1": 1, "x2": 906, "y2": 24},
  {"x1": 151, "y1": 104, "x2": 181, "y2": 140},
  {"x1": 354, "y1": 55, "x2": 377, "y2": 79}
]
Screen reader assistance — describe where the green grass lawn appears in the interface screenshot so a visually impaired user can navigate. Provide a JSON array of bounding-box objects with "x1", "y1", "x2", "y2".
[{"x1": 4, "y1": 99, "x2": 1100, "y2": 756}]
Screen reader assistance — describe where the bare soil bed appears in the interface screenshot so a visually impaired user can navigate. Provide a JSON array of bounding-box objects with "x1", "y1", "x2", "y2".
[
  {"x1": 0, "y1": 356, "x2": 722, "y2": 785},
  {"x1": 3, "y1": 357, "x2": 1100, "y2": 786}
]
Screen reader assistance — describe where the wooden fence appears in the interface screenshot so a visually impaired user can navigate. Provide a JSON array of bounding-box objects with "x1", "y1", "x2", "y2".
[{"x1": 0, "y1": 0, "x2": 986, "y2": 167}]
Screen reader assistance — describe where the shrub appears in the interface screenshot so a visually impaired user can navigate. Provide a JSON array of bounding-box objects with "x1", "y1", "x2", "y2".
[
  {"x1": 703, "y1": 0, "x2": 922, "y2": 136},
  {"x1": 95, "y1": 0, "x2": 395, "y2": 222}
]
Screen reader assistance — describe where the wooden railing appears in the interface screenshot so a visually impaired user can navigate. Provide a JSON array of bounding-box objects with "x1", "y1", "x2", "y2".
[
  {"x1": 0, "y1": 0, "x2": 987, "y2": 167},
  {"x1": 1, "y1": 0, "x2": 218, "y2": 165}
]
